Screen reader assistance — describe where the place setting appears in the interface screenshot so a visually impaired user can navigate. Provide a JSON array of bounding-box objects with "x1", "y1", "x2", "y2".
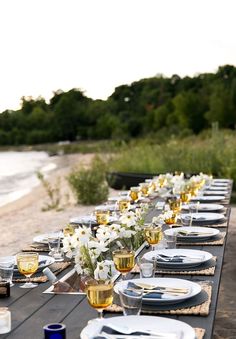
[
  {"x1": 190, "y1": 194, "x2": 227, "y2": 203},
  {"x1": 104, "y1": 275, "x2": 211, "y2": 318},
  {"x1": 180, "y1": 212, "x2": 226, "y2": 226},
  {"x1": 81, "y1": 315, "x2": 197, "y2": 339},
  {"x1": 181, "y1": 203, "x2": 225, "y2": 213},
  {"x1": 165, "y1": 223, "x2": 225, "y2": 246},
  {"x1": 142, "y1": 248, "x2": 216, "y2": 273}
]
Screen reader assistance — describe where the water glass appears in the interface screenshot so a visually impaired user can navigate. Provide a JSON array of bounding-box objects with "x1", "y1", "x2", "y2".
[
  {"x1": 48, "y1": 235, "x2": 63, "y2": 262},
  {"x1": 119, "y1": 287, "x2": 143, "y2": 316},
  {"x1": 181, "y1": 214, "x2": 193, "y2": 227},
  {"x1": 43, "y1": 323, "x2": 66, "y2": 339},
  {"x1": 0, "y1": 257, "x2": 15, "y2": 287},
  {"x1": 137, "y1": 257, "x2": 156, "y2": 278},
  {"x1": 164, "y1": 233, "x2": 177, "y2": 249}
]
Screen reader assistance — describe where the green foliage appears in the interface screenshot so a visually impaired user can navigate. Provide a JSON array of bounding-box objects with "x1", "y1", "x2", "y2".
[
  {"x1": 37, "y1": 171, "x2": 64, "y2": 211},
  {"x1": 0, "y1": 65, "x2": 236, "y2": 146},
  {"x1": 108, "y1": 130, "x2": 236, "y2": 180},
  {"x1": 67, "y1": 156, "x2": 109, "y2": 205}
]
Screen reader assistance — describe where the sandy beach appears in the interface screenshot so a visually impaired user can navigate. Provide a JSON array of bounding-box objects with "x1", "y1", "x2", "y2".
[{"x1": 0, "y1": 153, "x2": 111, "y2": 256}]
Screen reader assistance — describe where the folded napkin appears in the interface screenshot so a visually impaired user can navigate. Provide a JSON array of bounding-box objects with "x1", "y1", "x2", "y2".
[
  {"x1": 126, "y1": 282, "x2": 176, "y2": 300},
  {"x1": 99, "y1": 325, "x2": 179, "y2": 338},
  {"x1": 154, "y1": 254, "x2": 204, "y2": 263},
  {"x1": 177, "y1": 231, "x2": 212, "y2": 237},
  {"x1": 101, "y1": 325, "x2": 151, "y2": 336}
]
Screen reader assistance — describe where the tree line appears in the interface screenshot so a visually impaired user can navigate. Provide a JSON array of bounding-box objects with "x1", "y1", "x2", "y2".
[{"x1": 0, "y1": 64, "x2": 236, "y2": 145}]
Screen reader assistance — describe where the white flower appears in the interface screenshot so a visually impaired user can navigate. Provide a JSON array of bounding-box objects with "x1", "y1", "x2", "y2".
[
  {"x1": 75, "y1": 226, "x2": 91, "y2": 245},
  {"x1": 74, "y1": 262, "x2": 83, "y2": 275},
  {"x1": 94, "y1": 261, "x2": 110, "y2": 280},
  {"x1": 119, "y1": 211, "x2": 137, "y2": 227},
  {"x1": 120, "y1": 228, "x2": 136, "y2": 238},
  {"x1": 152, "y1": 215, "x2": 165, "y2": 224},
  {"x1": 96, "y1": 225, "x2": 118, "y2": 243},
  {"x1": 88, "y1": 240, "x2": 109, "y2": 257}
]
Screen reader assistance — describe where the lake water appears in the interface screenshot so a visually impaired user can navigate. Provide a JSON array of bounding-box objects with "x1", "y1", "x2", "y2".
[{"x1": 0, "y1": 151, "x2": 57, "y2": 207}]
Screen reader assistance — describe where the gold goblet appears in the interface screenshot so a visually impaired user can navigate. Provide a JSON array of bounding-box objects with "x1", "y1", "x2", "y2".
[
  {"x1": 112, "y1": 249, "x2": 135, "y2": 280},
  {"x1": 144, "y1": 224, "x2": 163, "y2": 251},
  {"x1": 85, "y1": 279, "x2": 113, "y2": 320},
  {"x1": 16, "y1": 252, "x2": 39, "y2": 288}
]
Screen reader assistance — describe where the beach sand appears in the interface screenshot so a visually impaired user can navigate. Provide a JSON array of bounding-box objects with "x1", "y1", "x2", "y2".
[
  {"x1": 0, "y1": 153, "x2": 118, "y2": 256},
  {"x1": 0, "y1": 155, "x2": 235, "y2": 337}
]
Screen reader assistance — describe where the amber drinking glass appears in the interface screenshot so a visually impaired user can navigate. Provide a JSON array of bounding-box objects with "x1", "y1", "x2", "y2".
[
  {"x1": 85, "y1": 280, "x2": 113, "y2": 319},
  {"x1": 144, "y1": 225, "x2": 163, "y2": 251},
  {"x1": 112, "y1": 249, "x2": 135, "y2": 280},
  {"x1": 16, "y1": 253, "x2": 39, "y2": 288}
]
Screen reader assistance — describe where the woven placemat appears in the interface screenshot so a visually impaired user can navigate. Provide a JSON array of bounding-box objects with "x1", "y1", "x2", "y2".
[
  {"x1": 132, "y1": 257, "x2": 216, "y2": 276},
  {"x1": 22, "y1": 244, "x2": 49, "y2": 252},
  {"x1": 172, "y1": 220, "x2": 227, "y2": 228},
  {"x1": 195, "y1": 328, "x2": 205, "y2": 339},
  {"x1": 177, "y1": 232, "x2": 226, "y2": 246},
  {"x1": 13, "y1": 261, "x2": 71, "y2": 283},
  {"x1": 106, "y1": 281, "x2": 212, "y2": 316}
]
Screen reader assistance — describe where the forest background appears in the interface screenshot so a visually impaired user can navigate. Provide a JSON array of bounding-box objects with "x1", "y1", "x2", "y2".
[{"x1": 0, "y1": 64, "x2": 236, "y2": 146}]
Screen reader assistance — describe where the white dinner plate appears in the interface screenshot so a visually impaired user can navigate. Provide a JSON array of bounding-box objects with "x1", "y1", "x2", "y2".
[
  {"x1": 211, "y1": 183, "x2": 229, "y2": 187},
  {"x1": 114, "y1": 277, "x2": 201, "y2": 305},
  {"x1": 204, "y1": 190, "x2": 228, "y2": 196},
  {"x1": 191, "y1": 195, "x2": 225, "y2": 202},
  {"x1": 143, "y1": 248, "x2": 213, "y2": 268},
  {"x1": 165, "y1": 226, "x2": 220, "y2": 241},
  {"x1": 14, "y1": 255, "x2": 55, "y2": 273},
  {"x1": 33, "y1": 232, "x2": 63, "y2": 244},
  {"x1": 181, "y1": 212, "x2": 225, "y2": 223},
  {"x1": 80, "y1": 315, "x2": 196, "y2": 339},
  {"x1": 69, "y1": 215, "x2": 118, "y2": 225},
  {"x1": 209, "y1": 186, "x2": 229, "y2": 191},
  {"x1": 213, "y1": 179, "x2": 230, "y2": 183},
  {"x1": 182, "y1": 203, "x2": 224, "y2": 212}
]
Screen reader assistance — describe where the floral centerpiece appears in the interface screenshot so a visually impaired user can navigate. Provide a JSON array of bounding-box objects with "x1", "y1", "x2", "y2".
[{"x1": 62, "y1": 203, "x2": 149, "y2": 282}]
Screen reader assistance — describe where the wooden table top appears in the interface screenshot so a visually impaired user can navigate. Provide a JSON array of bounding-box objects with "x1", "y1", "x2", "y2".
[{"x1": 0, "y1": 181, "x2": 233, "y2": 339}]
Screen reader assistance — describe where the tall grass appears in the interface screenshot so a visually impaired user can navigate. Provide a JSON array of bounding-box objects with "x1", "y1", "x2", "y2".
[{"x1": 108, "y1": 131, "x2": 236, "y2": 183}]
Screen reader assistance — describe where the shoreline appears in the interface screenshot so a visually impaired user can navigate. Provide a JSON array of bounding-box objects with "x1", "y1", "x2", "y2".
[{"x1": 0, "y1": 153, "x2": 96, "y2": 256}]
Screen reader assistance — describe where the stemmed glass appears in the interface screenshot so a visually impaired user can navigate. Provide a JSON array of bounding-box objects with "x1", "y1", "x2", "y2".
[
  {"x1": 129, "y1": 187, "x2": 141, "y2": 203},
  {"x1": 95, "y1": 207, "x2": 110, "y2": 225},
  {"x1": 16, "y1": 252, "x2": 39, "y2": 288},
  {"x1": 112, "y1": 249, "x2": 135, "y2": 280},
  {"x1": 144, "y1": 224, "x2": 163, "y2": 251},
  {"x1": 85, "y1": 279, "x2": 113, "y2": 320}
]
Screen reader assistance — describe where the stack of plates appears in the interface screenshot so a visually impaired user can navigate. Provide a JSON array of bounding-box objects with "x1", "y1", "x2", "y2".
[
  {"x1": 182, "y1": 203, "x2": 224, "y2": 212},
  {"x1": 81, "y1": 315, "x2": 196, "y2": 339},
  {"x1": 143, "y1": 249, "x2": 212, "y2": 269},
  {"x1": 204, "y1": 190, "x2": 228, "y2": 196},
  {"x1": 165, "y1": 226, "x2": 220, "y2": 242},
  {"x1": 33, "y1": 232, "x2": 63, "y2": 244},
  {"x1": 114, "y1": 277, "x2": 201, "y2": 305},
  {"x1": 69, "y1": 215, "x2": 118, "y2": 225},
  {"x1": 191, "y1": 195, "x2": 225, "y2": 202},
  {"x1": 181, "y1": 212, "x2": 225, "y2": 225}
]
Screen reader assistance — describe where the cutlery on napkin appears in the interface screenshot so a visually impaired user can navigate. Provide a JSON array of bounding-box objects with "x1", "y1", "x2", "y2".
[
  {"x1": 99, "y1": 324, "x2": 179, "y2": 338},
  {"x1": 154, "y1": 253, "x2": 203, "y2": 263},
  {"x1": 127, "y1": 282, "x2": 189, "y2": 296},
  {"x1": 177, "y1": 230, "x2": 214, "y2": 237}
]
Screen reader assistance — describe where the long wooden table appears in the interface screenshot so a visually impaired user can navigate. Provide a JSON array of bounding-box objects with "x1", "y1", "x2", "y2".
[{"x1": 0, "y1": 182, "x2": 233, "y2": 339}]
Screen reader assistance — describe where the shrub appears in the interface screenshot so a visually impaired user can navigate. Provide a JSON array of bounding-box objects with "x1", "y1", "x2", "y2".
[{"x1": 67, "y1": 156, "x2": 109, "y2": 205}]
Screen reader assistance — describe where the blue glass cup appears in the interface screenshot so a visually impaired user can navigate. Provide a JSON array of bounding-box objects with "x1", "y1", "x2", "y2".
[{"x1": 43, "y1": 323, "x2": 66, "y2": 339}]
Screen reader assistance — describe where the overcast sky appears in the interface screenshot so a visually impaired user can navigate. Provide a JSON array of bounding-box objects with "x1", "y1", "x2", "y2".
[{"x1": 0, "y1": 0, "x2": 236, "y2": 112}]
